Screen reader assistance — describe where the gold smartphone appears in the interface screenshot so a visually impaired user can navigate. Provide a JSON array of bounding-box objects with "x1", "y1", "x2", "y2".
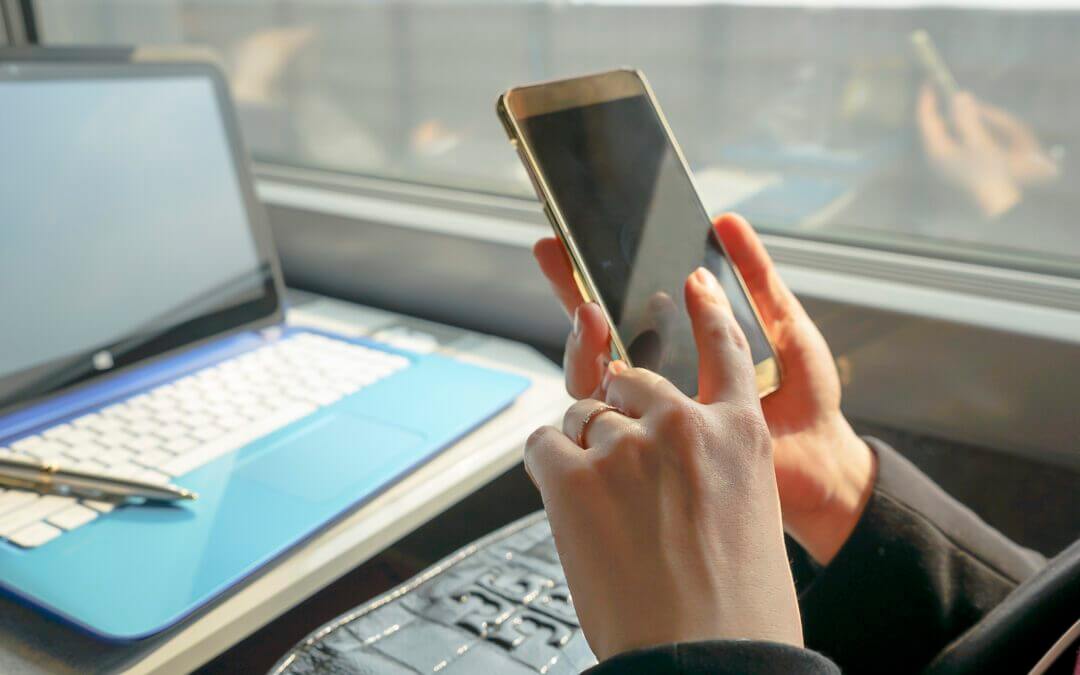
[{"x1": 497, "y1": 69, "x2": 780, "y2": 397}]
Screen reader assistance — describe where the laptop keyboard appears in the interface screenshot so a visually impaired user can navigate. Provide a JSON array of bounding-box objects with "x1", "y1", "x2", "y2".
[{"x1": 0, "y1": 333, "x2": 411, "y2": 549}]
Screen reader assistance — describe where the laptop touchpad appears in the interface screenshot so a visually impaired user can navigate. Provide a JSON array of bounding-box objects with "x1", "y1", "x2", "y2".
[{"x1": 238, "y1": 413, "x2": 425, "y2": 503}]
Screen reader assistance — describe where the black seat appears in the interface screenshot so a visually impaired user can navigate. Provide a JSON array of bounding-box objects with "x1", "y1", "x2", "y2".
[{"x1": 928, "y1": 538, "x2": 1080, "y2": 674}]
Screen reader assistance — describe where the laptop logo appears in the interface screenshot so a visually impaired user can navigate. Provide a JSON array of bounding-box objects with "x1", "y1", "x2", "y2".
[{"x1": 92, "y1": 350, "x2": 115, "y2": 371}]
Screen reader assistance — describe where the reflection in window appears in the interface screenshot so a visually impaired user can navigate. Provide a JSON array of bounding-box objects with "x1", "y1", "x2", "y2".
[{"x1": 37, "y1": 1, "x2": 1079, "y2": 276}]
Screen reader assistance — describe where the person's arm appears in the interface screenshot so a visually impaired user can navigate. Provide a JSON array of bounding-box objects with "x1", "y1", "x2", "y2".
[
  {"x1": 798, "y1": 437, "x2": 1045, "y2": 674},
  {"x1": 585, "y1": 640, "x2": 840, "y2": 674}
]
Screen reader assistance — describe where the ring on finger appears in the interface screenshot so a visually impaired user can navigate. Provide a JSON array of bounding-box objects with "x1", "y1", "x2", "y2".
[{"x1": 577, "y1": 404, "x2": 624, "y2": 448}]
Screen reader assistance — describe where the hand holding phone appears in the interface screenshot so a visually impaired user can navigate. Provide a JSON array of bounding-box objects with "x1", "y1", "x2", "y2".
[
  {"x1": 536, "y1": 211, "x2": 876, "y2": 566},
  {"x1": 498, "y1": 69, "x2": 780, "y2": 397},
  {"x1": 911, "y1": 32, "x2": 1059, "y2": 217}
]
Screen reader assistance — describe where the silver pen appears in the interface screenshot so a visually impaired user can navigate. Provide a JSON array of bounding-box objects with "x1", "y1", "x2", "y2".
[{"x1": 0, "y1": 455, "x2": 197, "y2": 502}]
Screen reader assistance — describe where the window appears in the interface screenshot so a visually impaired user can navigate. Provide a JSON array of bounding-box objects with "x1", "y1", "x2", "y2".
[{"x1": 36, "y1": 1, "x2": 1080, "y2": 278}]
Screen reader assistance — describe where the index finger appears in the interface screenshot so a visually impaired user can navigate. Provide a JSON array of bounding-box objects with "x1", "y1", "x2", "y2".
[
  {"x1": 917, "y1": 84, "x2": 956, "y2": 158},
  {"x1": 523, "y1": 425, "x2": 585, "y2": 495},
  {"x1": 685, "y1": 267, "x2": 759, "y2": 404},
  {"x1": 534, "y1": 238, "x2": 585, "y2": 317}
]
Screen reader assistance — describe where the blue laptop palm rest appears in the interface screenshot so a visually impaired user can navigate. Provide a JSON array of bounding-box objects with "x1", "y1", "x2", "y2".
[{"x1": 0, "y1": 329, "x2": 530, "y2": 640}]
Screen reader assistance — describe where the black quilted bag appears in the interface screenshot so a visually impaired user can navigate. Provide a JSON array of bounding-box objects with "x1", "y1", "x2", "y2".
[{"x1": 269, "y1": 511, "x2": 597, "y2": 674}]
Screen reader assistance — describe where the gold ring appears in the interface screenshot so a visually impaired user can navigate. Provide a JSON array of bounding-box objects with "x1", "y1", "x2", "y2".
[{"x1": 577, "y1": 404, "x2": 622, "y2": 448}]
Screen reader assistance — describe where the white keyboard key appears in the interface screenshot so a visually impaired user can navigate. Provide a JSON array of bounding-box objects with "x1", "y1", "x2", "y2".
[
  {"x1": 202, "y1": 389, "x2": 232, "y2": 404},
  {"x1": 51, "y1": 429, "x2": 98, "y2": 447},
  {"x1": 0, "y1": 495, "x2": 74, "y2": 536},
  {"x1": 124, "y1": 436, "x2": 163, "y2": 453},
  {"x1": 118, "y1": 406, "x2": 155, "y2": 423},
  {"x1": 63, "y1": 443, "x2": 104, "y2": 461},
  {"x1": 24, "y1": 441, "x2": 69, "y2": 460},
  {"x1": 105, "y1": 463, "x2": 142, "y2": 479},
  {"x1": 83, "y1": 499, "x2": 115, "y2": 513},
  {"x1": 127, "y1": 420, "x2": 162, "y2": 436},
  {"x1": 153, "y1": 409, "x2": 186, "y2": 424},
  {"x1": 214, "y1": 415, "x2": 248, "y2": 431},
  {"x1": 179, "y1": 399, "x2": 214, "y2": 416},
  {"x1": 47, "y1": 504, "x2": 98, "y2": 531},
  {"x1": 8, "y1": 522, "x2": 62, "y2": 548},
  {"x1": 181, "y1": 413, "x2": 214, "y2": 430},
  {"x1": 163, "y1": 437, "x2": 198, "y2": 454},
  {"x1": 162, "y1": 402, "x2": 316, "y2": 477},
  {"x1": 133, "y1": 449, "x2": 172, "y2": 469},
  {"x1": 207, "y1": 401, "x2": 242, "y2": 418},
  {"x1": 135, "y1": 469, "x2": 170, "y2": 485},
  {"x1": 98, "y1": 448, "x2": 136, "y2": 467},
  {"x1": 0, "y1": 490, "x2": 39, "y2": 516},
  {"x1": 96, "y1": 431, "x2": 136, "y2": 450},
  {"x1": 154, "y1": 425, "x2": 190, "y2": 441},
  {"x1": 42, "y1": 424, "x2": 74, "y2": 439},
  {"x1": 70, "y1": 459, "x2": 107, "y2": 472},
  {"x1": 228, "y1": 392, "x2": 261, "y2": 408},
  {"x1": 190, "y1": 425, "x2": 226, "y2": 443},
  {"x1": 11, "y1": 436, "x2": 44, "y2": 453},
  {"x1": 146, "y1": 396, "x2": 177, "y2": 413},
  {"x1": 83, "y1": 416, "x2": 125, "y2": 434},
  {"x1": 238, "y1": 403, "x2": 274, "y2": 421}
]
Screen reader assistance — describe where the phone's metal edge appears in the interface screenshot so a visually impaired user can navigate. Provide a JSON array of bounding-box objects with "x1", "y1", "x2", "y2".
[
  {"x1": 634, "y1": 71, "x2": 783, "y2": 397},
  {"x1": 501, "y1": 67, "x2": 644, "y2": 117},
  {"x1": 500, "y1": 69, "x2": 781, "y2": 397},
  {"x1": 497, "y1": 81, "x2": 633, "y2": 367}
]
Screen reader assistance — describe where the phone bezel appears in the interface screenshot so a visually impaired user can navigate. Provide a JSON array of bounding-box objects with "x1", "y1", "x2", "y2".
[{"x1": 498, "y1": 68, "x2": 780, "y2": 397}]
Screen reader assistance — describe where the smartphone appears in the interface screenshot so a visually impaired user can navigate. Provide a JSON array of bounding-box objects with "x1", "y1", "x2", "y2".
[
  {"x1": 910, "y1": 30, "x2": 959, "y2": 100},
  {"x1": 497, "y1": 69, "x2": 780, "y2": 397}
]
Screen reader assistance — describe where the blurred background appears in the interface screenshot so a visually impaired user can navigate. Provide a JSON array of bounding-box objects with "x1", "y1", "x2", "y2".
[{"x1": 37, "y1": 0, "x2": 1079, "y2": 278}]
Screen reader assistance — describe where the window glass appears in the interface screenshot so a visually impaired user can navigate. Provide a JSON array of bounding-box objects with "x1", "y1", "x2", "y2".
[{"x1": 37, "y1": 1, "x2": 1080, "y2": 277}]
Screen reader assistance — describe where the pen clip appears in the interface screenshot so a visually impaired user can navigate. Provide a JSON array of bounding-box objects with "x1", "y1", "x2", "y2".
[{"x1": 0, "y1": 474, "x2": 43, "y2": 492}]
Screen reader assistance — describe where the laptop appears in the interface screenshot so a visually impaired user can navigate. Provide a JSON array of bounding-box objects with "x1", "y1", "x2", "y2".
[{"x1": 0, "y1": 59, "x2": 530, "y2": 640}]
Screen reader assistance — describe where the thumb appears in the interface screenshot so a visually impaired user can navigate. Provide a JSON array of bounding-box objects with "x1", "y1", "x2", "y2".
[{"x1": 685, "y1": 267, "x2": 757, "y2": 404}]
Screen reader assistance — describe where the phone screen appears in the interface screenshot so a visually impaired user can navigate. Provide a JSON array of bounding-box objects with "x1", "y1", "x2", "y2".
[{"x1": 520, "y1": 92, "x2": 774, "y2": 395}]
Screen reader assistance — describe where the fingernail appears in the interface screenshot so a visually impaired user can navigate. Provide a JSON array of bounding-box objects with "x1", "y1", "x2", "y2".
[
  {"x1": 601, "y1": 361, "x2": 615, "y2": 390},
  {"x1": 693, "y1": 267, "x2": 720, "y2": 292},
  {"x1": 601, "y1": 360, "x2": 622, "y2": 390},
  {"x1": 572, "y1": 306, "x2": 583, "y2": 338}
]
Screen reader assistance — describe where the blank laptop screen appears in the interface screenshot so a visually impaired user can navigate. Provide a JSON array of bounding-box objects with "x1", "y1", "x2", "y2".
[{"x1": 0, "y1": 66, "x2": 279, "y2": 413}]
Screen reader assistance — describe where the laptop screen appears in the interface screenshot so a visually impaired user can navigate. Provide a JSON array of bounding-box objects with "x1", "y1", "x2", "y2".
[{"x1": 0, "y1": 62, "x2": 282, "y2": 414}]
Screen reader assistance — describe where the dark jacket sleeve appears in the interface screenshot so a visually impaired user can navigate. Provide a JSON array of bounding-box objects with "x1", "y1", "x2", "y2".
[
  {"x1": 798, "y1": 437, "x2": 1046, "y2": 674},
  {"x1": 584, "y1": 640, "x2": 840, "y2": 674}
]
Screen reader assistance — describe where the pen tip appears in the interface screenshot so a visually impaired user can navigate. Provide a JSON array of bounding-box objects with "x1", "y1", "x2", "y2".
[{"x1": 180, "y1": 489, "x2": 198, "y2": 501}]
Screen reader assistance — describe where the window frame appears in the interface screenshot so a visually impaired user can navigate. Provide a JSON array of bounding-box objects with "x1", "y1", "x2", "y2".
[
  {"x1": 1, "y1": 0, "x2": 34, "y2": 44},
  {"x1": 258, "y1": 162, "x2": 1080, "y2": 343}
]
